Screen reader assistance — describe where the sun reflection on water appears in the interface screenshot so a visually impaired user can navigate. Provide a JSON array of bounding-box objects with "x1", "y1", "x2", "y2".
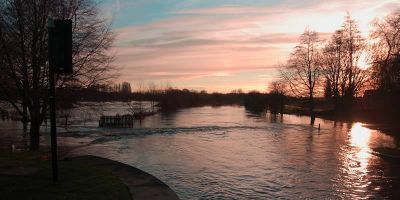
[
  {"x1": 350, "y1": 122, "x2": 372, "y2": 170},
  {"x1": 341, "y1": 122, "x2": 373, "y2": 196},
  {"x1": 350, "y1": 123, "x2": 372, "y2": 149}
]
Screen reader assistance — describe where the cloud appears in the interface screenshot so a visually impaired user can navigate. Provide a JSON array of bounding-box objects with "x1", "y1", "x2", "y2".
[
  {"x1": 375, "y1": 1, "x2": 400, "y2": 13},
  {"x1": 173, "y1": 6, "x2": 281, "y2": 15},
  {"x1": 105, "y1": 0, "x2": 399, "y2": 92}
]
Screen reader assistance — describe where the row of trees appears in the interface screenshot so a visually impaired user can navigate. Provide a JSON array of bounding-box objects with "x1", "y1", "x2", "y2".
[
  {"x1": 111, "y1": 82, "x2": 132, "y2": 94},
  {"x1": 281, "y1": 11, "x2": 400, "y2": 119}
]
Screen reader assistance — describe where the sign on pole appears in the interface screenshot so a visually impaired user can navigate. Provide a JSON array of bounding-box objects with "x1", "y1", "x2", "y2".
[
  {"x1": 48, "y1": 18, "x2": 73, "y2": 182},
  {"x1": 49, "y1": 19, "x2": 73, "y2": 74}
]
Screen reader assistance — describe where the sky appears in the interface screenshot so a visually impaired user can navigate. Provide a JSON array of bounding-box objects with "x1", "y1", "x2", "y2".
[{"x1": 98, "y1": 0, "x2": 399, "y2": 93}]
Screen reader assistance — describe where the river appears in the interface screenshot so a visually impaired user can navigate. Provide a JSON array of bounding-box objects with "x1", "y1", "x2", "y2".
[{"x1": 1, "y1": 102, "x2": 399, "y2": 199}]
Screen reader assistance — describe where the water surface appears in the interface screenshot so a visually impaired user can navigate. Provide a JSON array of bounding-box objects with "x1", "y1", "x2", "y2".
[
  {"x1": 61, "y1": 105, "x2": 399, "y2": 199},
  {"x1": 1, "y1": 104, "x2": 399, "y2": 199}
]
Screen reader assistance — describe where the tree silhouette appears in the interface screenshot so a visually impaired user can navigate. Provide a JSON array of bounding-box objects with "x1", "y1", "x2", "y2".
[
  {"x1": 370, "y1": 9, "x2": 400, "y2": 93},
  {"x1": 321, "y1": 14, "x2": 369, "y2": 110},
  {"x1": 281, "y1": 28, "x2": 322, "y2": 121},
  {"x1": 341, "y1": 14, "x2": 368, "y2": 100},
  {"x1": 0, "y1": 0, "x2": 115, "y2": 150}
]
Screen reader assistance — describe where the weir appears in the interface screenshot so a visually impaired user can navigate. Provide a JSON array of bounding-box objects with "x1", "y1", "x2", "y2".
[{"x1": 99, "y1": 115, "x2": 134, "y2": 128}]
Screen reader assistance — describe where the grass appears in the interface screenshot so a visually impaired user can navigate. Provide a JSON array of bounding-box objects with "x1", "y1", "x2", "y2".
[{"x1": 0, "y1": 152, "x2": 131, "y2": 200}]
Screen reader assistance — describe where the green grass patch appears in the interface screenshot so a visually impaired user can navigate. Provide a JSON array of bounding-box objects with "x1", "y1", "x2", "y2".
[{"x1": 0, "y1": 152, "x2": 131, "y2": 200}]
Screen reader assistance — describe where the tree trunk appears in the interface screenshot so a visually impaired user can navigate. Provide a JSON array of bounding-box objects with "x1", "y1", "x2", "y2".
[
  {"x1": 333, "y1": 95, "x2": 341, "y2": 113},
  {"x1": 22, "y1": 100, "x2": 28, "y2": 132},
  {"x1": 28, "y1": 100, "x2": 44, "y2": 151},
  {"x1": 29, "y1": 119, "x2": 41, "y2": 151},
  {"x1": 309, "y1": 95, "x2": 315, "y2": 125}
]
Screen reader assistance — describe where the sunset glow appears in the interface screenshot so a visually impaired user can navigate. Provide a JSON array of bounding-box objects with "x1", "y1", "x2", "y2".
[
  {"x1": 100, "y1": 0, "x2": 399, "y2": 92},
  {"x1": 2, "y1": 1, "x2": 400, "y2": 199}
]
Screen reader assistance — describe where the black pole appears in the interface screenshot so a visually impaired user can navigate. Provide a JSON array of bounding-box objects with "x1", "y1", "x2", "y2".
[{"x1": 48, "y1": 18, "x2": 58, "y2": 182}]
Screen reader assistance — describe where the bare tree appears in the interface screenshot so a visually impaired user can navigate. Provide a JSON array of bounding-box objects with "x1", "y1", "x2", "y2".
[
  {"x1": 231, "y1": 89, "x2": 243, "y2": 94},
  {"x1": 321, "y1": 14, "x2": 369, "y2": 111},
  {"x1": 321, "y1": 29, "x2": 346, "y2": 102},
  {"x1": 147, "y1": 82, "x2": 159, "y2": 112},
  {"x1": 341, "y1": 14, "x2": 369, "y2": 99},
  {"x1": 370, "y1": 9, "x2": 400, "y2": 93},
  {"x1": 131, "y1": 80, "x2": 146, "y2": 115},
  {"x1": 0, "y1": 0, "x2": 115, "y2": 150},
  {"x1": 268, "y1": 80, "x2": 287, "y2": 95},
  {"x1": 268, "y1": 80, "x2": 287, "y2": 114},
  {"x1": 281, "y1": 29, "x2": 322, "y2": 120}
]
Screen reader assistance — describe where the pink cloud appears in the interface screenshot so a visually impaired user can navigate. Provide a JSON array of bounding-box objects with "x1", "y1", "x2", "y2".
[{"x1": 110, "y1": 0, "x2": 398, "y2": 92}]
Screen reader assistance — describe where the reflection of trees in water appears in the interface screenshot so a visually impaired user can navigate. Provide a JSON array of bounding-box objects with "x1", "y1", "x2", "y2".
[
  {"x1": 245, "y1": 110, "x2": 284, "y2": 124},
  {"x1": 267, "y1": 113, "x2": 283, "y2": 123}
]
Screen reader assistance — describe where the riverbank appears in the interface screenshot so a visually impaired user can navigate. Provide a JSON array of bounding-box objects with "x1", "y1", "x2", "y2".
[
  {"x1": 70, "y1": 156, "x2": 180, "y2": 200},
  {"x1": 0, "y1": 151, "x2": 180, "y2": 200},
  {"x1": 282, "y1": 105, "x2": 400, "y2": 156},
  {"x1": 284, "y1": 105, "x2": 400, "y2": 133}
]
